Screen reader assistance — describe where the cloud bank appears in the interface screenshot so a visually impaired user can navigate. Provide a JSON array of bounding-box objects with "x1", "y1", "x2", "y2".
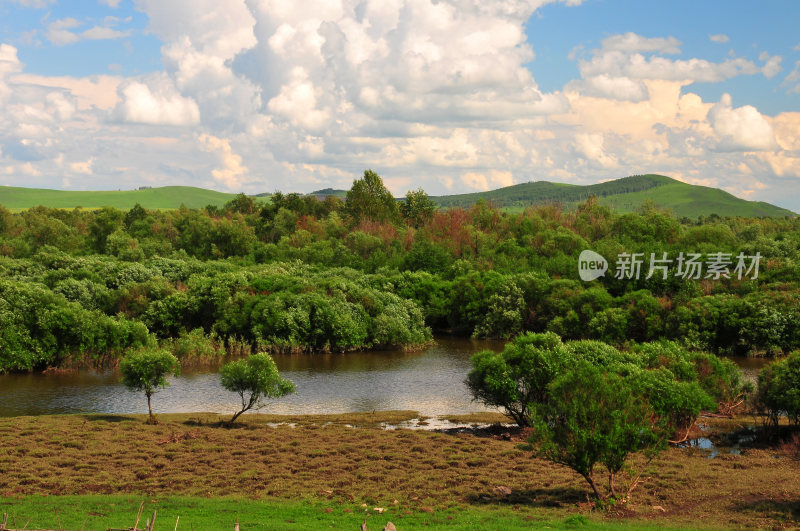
[{"x1": 0, "y1": 0, "x2": 798, "y2": 210}]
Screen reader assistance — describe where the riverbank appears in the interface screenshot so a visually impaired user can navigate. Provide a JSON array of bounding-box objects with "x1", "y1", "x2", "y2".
[{"x1": 1, "y1": 412, "x2": 798, "y2": 529}]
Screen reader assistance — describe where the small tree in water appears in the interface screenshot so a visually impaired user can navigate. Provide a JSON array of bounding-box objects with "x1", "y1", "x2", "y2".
[
  {"x1": 119, "y1": 348, "x2": 180, "y2": 424},
  {"x1": 220, "y1": 353, "x2": 295, "y2": 424}
]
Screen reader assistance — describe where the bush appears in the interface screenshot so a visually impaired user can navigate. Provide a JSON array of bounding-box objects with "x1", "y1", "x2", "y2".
[
  {"x1": 165, "y1": 328, "x2": 225, "y2": 361},
  {"x1": 631, "y1": 341, "x2": 749, "y2": 406},
  {"x1": 755, "y1": 351, "x2": 800, "y2": 427},
  {"x1": 469, "y1": 333, "x2": 736, "y2": 501}
]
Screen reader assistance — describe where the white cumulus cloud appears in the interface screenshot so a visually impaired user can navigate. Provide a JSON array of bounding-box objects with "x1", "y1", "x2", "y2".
[
  {"x1": 199, "y1": 134, "x2": 249, "y2": 190},
  {"x1": 708, "y1": 93, "x2": 778, "y2": 151},
  {"x1": 2, "y1": 3, "x2": 800, "y2": 210},
  {"x1": 118, "y1": 78, "x2": 201, "y2": 125},
  {"x1": 460, "y1": 169, "x2": 514, "y2": 191}
]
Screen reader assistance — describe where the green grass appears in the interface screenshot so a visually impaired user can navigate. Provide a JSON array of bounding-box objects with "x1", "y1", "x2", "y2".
[
  {"x1": 0, "y1": 495, "x2": 698, "y2": 530},
  {"x1": 0, "y1": 186, "x2": 259, "y2": 211},
  {"x1": 431, "y1": 175, "x2": 796, "y2": 218}
]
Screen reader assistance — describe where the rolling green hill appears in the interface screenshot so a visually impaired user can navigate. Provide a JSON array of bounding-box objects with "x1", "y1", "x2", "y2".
[
  {"x1": 0, "y1": 186, "x2": 247, "y2": 211},
  {"x1": 0, "y1": 175, "x2": 794, "y2": 218},
  {"x1": 431, "y1": 174, "x2": 796, "y2": 218},
  {"x1": 307, "y1": 188, "x2": 348, "y2": 199}
]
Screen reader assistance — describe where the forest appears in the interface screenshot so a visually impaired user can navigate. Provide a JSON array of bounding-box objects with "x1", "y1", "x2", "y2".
[{"x1": 1, "y1": 169, "x2": 800, "y2": 373}]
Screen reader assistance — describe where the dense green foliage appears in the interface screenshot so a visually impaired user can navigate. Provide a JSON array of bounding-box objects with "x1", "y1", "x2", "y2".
[
  {"x1": 467, "y1": 333, "x2": 728, "y2": 429},
  {"x1": 755, "y1": 351, "x2": 800, "y2": 427},
  {"x1": 1, "y1": 169, "x2": 799, "y2": 373},
  {"x1": 469, "y1": 333, "x2": 735, "y2": 500},
  {"x1": 466, "y1": 332, "x2": 565, "y2": 426},
  {"x1": 220, "y1": 353, "x2": 296, "y2": 423},
  {"x1": 531, "y1": 362, "x2": 663, "y2": 501},
  {"x1": 119, "y1": 348, "x2": 180, "y2": 423}
]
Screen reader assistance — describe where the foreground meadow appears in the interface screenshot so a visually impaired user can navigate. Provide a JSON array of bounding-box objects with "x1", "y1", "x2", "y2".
[{"x1": 1, "y1": 412, "x2": 798, "y2": 530}]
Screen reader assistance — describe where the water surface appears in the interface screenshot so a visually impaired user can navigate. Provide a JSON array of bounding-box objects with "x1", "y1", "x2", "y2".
[
  {"x1": 0, "y1": 338, "x2": 770, "y2": 418},
  {"x1": 0, "y1": 337, "x2": 505, "y2": 417}
]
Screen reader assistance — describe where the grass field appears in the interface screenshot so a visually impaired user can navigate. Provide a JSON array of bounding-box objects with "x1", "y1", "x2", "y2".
[
  {"x1": 0, "y1": 186, "x2": 254, "y2": 211},
  {"x1": 0, "y1": 495, "x2": 675, "y2": 531},
  {"x1": 1, "y1": 412, "x2": 798, "y2": 530}
]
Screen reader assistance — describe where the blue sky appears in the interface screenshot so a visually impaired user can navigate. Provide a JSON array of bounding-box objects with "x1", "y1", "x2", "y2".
[
  {"x1": 526, "y1": 0, "x2": 800, "y2": 115},
  {"x1": 0, "y1": 0, "x2": 161, "y2": 76},
  {"x1": 1, "y1": 0, "x2": 800, "y2": 210}
]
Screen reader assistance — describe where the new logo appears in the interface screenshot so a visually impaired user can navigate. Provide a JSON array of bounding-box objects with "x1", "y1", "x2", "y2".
[{"x1": 578, "y1": 250, "x2": 608, "y2": 281}]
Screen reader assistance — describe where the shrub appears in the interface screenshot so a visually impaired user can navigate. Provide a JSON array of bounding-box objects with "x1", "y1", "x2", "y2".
[
  {"x1": 470, "y1": 333, "x2": 736, "y2": 501},
  {"x1": 755, "y1": 351, "x2": 800, "y2": 428}
]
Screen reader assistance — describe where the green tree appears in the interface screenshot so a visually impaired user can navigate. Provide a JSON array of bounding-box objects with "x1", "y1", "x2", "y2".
[
  {"x1": 344, "y1": 169, "x2": 398, "y2": 224},
  {"x1": 755, "y1": 351, "x2": 800, "y2": 428},
  {"x1": 400, "y1": 188, "x2": 437, "y2": 228},
  {"x1": 466, "y1": 332, "x2": 569, "y2": 426},
  {"x1": 220, "y1": 353, "x2": 296, "y2": 424},
  {"x1": 124, "y1": 203, "x2": 148, "y2": 229},
  {"x1": 119, "y1": 348, "x2": 180, "y2": 424},
  {"x1": 531, "y1": 362, "x2": 665, "y2": 501},
  {"x1": 88, "y1": 207, "x2": 124, "y2": 253},
  {"x1": 224, "y1": 193, "x2": 258, "y2": 215}
]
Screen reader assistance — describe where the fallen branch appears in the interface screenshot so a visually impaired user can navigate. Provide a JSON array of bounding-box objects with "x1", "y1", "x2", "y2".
[{"x1": 668, "y1": 422, "x2": 696, "y2": 445}]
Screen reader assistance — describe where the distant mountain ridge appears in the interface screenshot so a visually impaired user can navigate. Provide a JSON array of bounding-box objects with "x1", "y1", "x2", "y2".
[
  {"x1": 0, "y1": 174, "x2": 794, "y2": 218},
  {"x1": 429, "y1": 174, "x2": 796, "y2": 218}
]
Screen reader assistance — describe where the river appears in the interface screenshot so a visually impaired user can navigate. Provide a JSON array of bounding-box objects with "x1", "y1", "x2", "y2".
[
  {"x1": 0, "y1": 337, "x2": 505, "y2": 417},
  {"x1": 0, "y1": 337, "x2": 768, "y2": 417}
]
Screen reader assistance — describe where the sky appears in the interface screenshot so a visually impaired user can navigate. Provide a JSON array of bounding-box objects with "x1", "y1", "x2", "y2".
[{"x1": 1, "y1": 0, "x2": 800, "y2": 211}]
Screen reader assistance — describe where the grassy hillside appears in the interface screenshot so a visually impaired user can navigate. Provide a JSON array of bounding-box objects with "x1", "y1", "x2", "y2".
[
  {"x1": 1, "y1": 175, "x2": 794, "y2": 217},
  {"x1": 308, "y1": 188, "x2": 348, "y2": 199},
  {"x1": 0, "y1": 186, "x2": 246, "y2": 211},
  {"x1": 432, "y1": 175, "x2": 796, "y2": 218}
]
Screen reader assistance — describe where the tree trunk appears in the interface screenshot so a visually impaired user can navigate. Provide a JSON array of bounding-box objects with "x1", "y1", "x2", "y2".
[
  {"x1": 146, "y1": 391, "x2": 156, "y2": 424},
  {"x1": 582, "y1": 473, "x2": 604, "y2": 500},
  {"x1": 609, "y1": 472, "x2": 618, "y2": 499},
  {"x1": 230, "y1": 409, "x2": 245, "y2": 424}
]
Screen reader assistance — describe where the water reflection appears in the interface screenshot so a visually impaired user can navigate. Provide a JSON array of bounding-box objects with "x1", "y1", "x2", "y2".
[
  {"x1": 0, "y1": 337, "x2": 505, "y2": 417},
  {"x1": 0, "y1": 338, "x2": 771, "y2": 418}
]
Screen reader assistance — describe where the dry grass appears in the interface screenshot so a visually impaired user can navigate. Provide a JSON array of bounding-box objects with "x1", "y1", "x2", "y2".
[{"x1": 1, "y1": 412, "x2": 799, "y2": 528}]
